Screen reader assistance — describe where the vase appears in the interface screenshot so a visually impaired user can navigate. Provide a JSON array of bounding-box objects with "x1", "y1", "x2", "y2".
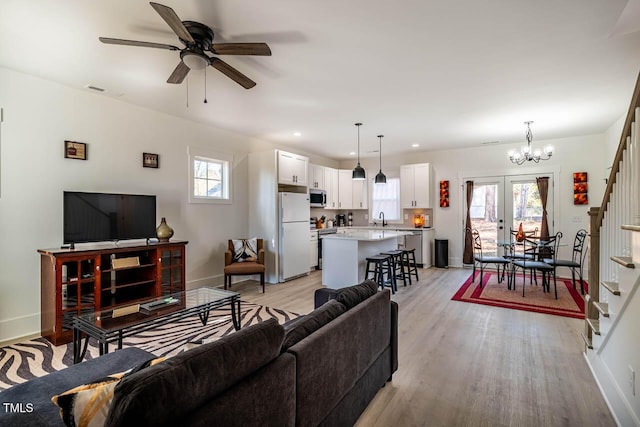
[{"x1": 156, "y1": 217, "x2": 174, "y2": 242}]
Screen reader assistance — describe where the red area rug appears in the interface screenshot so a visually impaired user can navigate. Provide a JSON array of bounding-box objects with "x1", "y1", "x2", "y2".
[{"x1": 452, "y1": 271, "x2": 587, "y2": 319}]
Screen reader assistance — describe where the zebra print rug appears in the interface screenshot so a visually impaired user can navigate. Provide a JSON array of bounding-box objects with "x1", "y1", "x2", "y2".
[{"x1": 0, "y1": 301, "x2": 299, "y2": 391}]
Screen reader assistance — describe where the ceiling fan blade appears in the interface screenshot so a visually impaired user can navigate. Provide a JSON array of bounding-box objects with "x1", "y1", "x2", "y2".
[
  {"x1": 149, "y1": 2, "x2": 194, "y2": 43},
  {"x1": 210, "y1": 58, "x2": 256, "y2": 89},
  {"x1": 210, "y1": 43, "x2": 272, "y2": 56},
  {"x1": 99, "y1": 37, "x2": 180, "y2": 51},
  {"x1": 167, "y1": 61, "x2": 190, "y2": 84}
]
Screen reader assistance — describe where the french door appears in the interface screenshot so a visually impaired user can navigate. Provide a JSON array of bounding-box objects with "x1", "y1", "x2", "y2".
[{"x1": 467, "y1": 174, "x2": 553, "y2": 257}]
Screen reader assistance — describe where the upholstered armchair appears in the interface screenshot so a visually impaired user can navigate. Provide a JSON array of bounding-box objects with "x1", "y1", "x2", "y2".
[{"x1": 224, "y1": 238, "x2": 265, "y2": 293}]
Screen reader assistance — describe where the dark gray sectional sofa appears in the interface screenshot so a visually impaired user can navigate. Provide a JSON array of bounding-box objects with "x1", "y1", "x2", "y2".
[{"x1": 0, "y1": 281, "x2": 398, "y2": 427}]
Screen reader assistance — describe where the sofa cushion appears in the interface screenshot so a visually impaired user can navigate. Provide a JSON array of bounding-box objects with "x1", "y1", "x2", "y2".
[
  {"x1": 223, "y1": 261, "x2": 265, "y2": 275},
  {"x1": 287, "y1": 289, "x2": 392, "y2": 427},
  {"x1": 51, "y1": 357, "x2": 165, "y2": 427},
  {"x1": 105, "y1": 318, "x2": 284, "y2": 426},
  {"x1": 231, "y1": 238, "x2": 258, "y2": 262},
  {"x1": 335, "y1": 279, "x2": 379, "y2": 309},
  {"x1": 282, "y1": 300, "x2": 346, "y2": 351}
]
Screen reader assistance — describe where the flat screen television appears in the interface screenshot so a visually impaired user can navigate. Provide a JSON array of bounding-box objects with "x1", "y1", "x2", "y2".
[{"x1": 63, "y1": 191, "x2": 157, "y2": 244}]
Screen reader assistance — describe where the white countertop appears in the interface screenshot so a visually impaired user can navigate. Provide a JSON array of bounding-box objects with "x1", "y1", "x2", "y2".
[
  {"x1": 320, "y1": 230, "x2": 410, "y2": 241},
  {"x1": 342, "y1": 226, "x2": 433, "y2": 231}
]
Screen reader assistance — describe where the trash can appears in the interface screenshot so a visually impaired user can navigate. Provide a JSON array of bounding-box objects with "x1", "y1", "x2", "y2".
[{"x1": 435, "y1": 239, "x2": 448, "y2": 268}]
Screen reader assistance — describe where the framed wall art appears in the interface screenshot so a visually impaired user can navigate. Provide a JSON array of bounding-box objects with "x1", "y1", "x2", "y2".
[
  {"x1": 573, "y1": 172, "x2": 588, "y2": 205},
  {"x1": 439, "y1": 180, "x2": 450, "y2": 207},
  {"x1": 64, "y1": 140, "x2": 87, "y2": 160},
  {"x1": 143, "y1": 152, "x2": 159, "y2": 168}
]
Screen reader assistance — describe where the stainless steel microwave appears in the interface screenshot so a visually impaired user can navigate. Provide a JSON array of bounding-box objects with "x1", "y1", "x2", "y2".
[{"x1": 309, "y1": 189, "x2": 326, "y2": 208}]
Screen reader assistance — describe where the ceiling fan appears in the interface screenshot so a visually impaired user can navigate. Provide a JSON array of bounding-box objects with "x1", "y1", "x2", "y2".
[{"x1": 99, "y1": 2, "x2": 271, "y2": 89}]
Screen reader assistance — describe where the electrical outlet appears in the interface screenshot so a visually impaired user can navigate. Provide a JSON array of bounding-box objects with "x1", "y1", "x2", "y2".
[
  {"x1": 404, "y1": 214, "x2": 408, "y2": 220},
  {"x1": 364, "y1": 214, "x2": 368, "y2": 220},
  {"x1": 572, "y1": 216, "x2": 582, "y2": 223},
  {"x1": 629, "y1": 366, "x2": 636, "y2": 396}
]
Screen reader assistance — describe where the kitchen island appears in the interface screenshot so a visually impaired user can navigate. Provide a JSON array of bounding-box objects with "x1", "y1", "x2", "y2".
[{"x1": 321, "y1": 230, "x2": 409, "y2": 288}]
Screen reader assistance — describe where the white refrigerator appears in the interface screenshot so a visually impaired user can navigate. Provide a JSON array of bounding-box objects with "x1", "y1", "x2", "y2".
[{"x1": 279, "y1": 192, "x2": 311, "y2": 282}]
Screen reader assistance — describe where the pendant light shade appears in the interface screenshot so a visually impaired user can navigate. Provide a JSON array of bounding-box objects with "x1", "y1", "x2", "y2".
[
  {"x1": 375, "y1": 134, "x2": 387, "y2": 184},
  {"x1": 352, "y1": 123, "x2": 366, "y2": 180}
]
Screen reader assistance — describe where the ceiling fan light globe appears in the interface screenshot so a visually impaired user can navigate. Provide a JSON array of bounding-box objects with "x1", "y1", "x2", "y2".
[{"x1": 182, "y1": 52, "x2": 208, "y2": 70}]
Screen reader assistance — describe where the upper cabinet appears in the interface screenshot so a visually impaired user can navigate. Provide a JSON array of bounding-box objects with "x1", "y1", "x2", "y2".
[
  {"x1": 309, "y1": 164, "x2": 326, "y2": 190},
  {"x1": 278, "y1": 150, "x2": 308, "y2": 186},
  {"x1": 352, "y1": 178, "x2": 368, "y2": 210},
  {"x1": 400, "y1": 163, "x2": 431, "y2": 208},
  {"x1": 336, "y1": 170, "x2": 368, "y2": 210},
  {"x1": 326, "y1": 167, "x2": 339, "y2": 209},
  {"x1": 337, "y1": 170, "x2": 354, "y2": 209}
]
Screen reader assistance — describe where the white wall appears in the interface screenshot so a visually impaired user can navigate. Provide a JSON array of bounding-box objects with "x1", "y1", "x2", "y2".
[
  {"x1": 340, "y1": 133, "x2": 609, "y2": 266},
  {"x1": 0, "y1": 67, "x2": 265, "y2": 342}
]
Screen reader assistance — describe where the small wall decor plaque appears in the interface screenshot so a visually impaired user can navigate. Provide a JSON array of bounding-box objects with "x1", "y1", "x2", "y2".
[
  {"x1": 143, "y1": 152, "x2": 159, "y2": 168},
  {"x1": 439, "y1": 180, "x2": 450, "y2": 207},
  {"x1": 64, "y1": 141, "x2": 87, "y2": 160}
]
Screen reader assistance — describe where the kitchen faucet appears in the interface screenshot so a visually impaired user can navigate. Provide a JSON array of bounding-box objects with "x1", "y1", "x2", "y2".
[{"x1": 379, "y1": 211, "x2": 387, "y2": 227}]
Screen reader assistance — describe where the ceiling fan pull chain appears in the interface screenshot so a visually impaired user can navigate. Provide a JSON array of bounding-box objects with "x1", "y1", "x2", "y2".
[
  {"x1": 204, "y1": 70, "x2": 208, "y2": 104},
  {"x1": 186, "y1": 75, "x2": 189, "y2": 108}
]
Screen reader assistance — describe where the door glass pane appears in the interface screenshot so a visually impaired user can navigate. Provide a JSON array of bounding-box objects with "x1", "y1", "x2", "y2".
[
  {"x1": 470, "y1": 184, "x2": 499, "y2": 256},
  {"x1": 511, "y1": 182, "x2": 543, "y2": 235}
]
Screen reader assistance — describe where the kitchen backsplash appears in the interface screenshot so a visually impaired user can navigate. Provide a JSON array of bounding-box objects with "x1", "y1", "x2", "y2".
[{"x1": 310, "y1": 207, "x2": 433, "y2": 228}]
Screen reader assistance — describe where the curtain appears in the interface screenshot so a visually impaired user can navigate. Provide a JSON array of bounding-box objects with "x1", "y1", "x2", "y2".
[
  {"x1": 463, "y1": 180, "x2": 474, "y2": 264},
  {"x1": 536, "y1": 176, "x2": 549, "y2": 240}
]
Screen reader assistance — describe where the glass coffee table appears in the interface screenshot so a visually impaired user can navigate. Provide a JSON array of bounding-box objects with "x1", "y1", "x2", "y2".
[{"x1": 72, "y1": 287, "x2": 240, "y2": 363}]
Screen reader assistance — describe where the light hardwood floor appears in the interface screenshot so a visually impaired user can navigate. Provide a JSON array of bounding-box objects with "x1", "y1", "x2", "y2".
[{"x1": 229, "y1": 267, "x2": 615, "y2": 427}]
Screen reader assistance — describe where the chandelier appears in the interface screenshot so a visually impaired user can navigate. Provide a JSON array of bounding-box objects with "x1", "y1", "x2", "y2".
[{"x1": 508, "y1": 121, "x2": 553, "y2": 165}]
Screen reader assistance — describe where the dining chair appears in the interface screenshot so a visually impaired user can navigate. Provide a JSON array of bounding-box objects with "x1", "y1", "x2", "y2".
[
  {"x1": 510, "y1": 235, "x2": 554, "y2": 297},
  {"x1": 543, "y1": 229, "x2": 588, "y2": 295},
  {"x1": 539, "y1": 231, "x2": 563, "y2": 299},
  {"x1": 468, "y1": 228, "x2": 509, "y2": 287},
  {"x1": 504, "y1": 226, "x2": 539, "y2": 285}
]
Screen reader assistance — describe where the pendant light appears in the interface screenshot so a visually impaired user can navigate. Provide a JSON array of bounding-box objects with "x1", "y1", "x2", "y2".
[
  {"x1": 352, "y1": 122, "x2": 366, "y2": 180},
  {"x1": 375, "y1": 134, "x2": 387, "y2": 184}
]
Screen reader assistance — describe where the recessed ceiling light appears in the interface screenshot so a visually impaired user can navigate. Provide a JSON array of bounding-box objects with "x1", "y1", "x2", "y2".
[
  {"x1": 293, "y1": 132, "x2": 302, "y2": 137},
  {"x1": 349, "y1": 151, "x2": 356, "y2": 156},
  {"x1": 411, "y1": 143, "x2": 420, "y2": 148}
]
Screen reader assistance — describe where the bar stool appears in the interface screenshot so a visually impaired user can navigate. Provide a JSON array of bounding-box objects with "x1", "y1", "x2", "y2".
[
  {"x1": 382, "y1": 250, "x2": 408, "y2": 288},
  {"x1": 365, "y1": 254, "x2": 396, "y2": 294},
  {"x1": 402, "y1": 248, "x2": 419, "y2": 285}
]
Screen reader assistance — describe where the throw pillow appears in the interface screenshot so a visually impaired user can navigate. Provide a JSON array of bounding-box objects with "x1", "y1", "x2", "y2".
[
  {"x1": 51, "y1": 357, "x2": 165, "y2": 427},
  {"x1": 282, "y1": 300, "x2": 347, "y2": 350},
  {"x1": 232, "y1": 238, "x2": 258, "y2": 262},
  {"x1": 335, "y1": 279, "x2": 379, "y2": 310}
]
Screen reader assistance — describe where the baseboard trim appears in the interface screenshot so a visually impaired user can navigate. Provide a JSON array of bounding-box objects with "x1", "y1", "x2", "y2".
[
  {"x1": 0, "y1": 313, "x2": 40, "y2": 344},
  {"x1": 584, "y1": 351, "x2": 639, "y2": 427}
]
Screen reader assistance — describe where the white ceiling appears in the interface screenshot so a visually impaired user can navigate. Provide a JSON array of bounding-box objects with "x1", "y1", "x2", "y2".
[{"x1": 2, "y1": 0, "x2": 640, "y2": 160}]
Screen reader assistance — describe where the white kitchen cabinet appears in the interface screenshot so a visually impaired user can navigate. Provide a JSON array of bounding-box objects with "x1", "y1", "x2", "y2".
[
  {"x1": 337, "y1": 170, "x2": 353, "y2": 209},
  {"x1": 278, "y1": 150, "x2": 308, "y2": 186},
  {"x1": 400, "y1": 163, "x2": 431, "y2": 208},
  {"x1": 336, "y1": 169, "x2": 368, "y2": 210},
  {"x1": 326, "y1": 167, "x2": 339, "y2": 209},
  {"x1": 352, "y1": 178, "x2": 368, "y2": 210},
  {"x1": 309, "y1": 164, "x2": 325, "y2": 190}
]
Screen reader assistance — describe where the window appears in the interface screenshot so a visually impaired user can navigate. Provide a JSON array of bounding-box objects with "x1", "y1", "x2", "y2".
[
  {"x1": 370, "y1": 176, "x2": 401, "y2": 222},
  {"x1": 188, "y1": 147, "x2": 232, "y2": 204}
]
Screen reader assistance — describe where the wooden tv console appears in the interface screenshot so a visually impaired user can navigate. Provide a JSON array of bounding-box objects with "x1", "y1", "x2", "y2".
[{"x1": 38, "y1": 240, "x2": 188, "y2": 345}]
